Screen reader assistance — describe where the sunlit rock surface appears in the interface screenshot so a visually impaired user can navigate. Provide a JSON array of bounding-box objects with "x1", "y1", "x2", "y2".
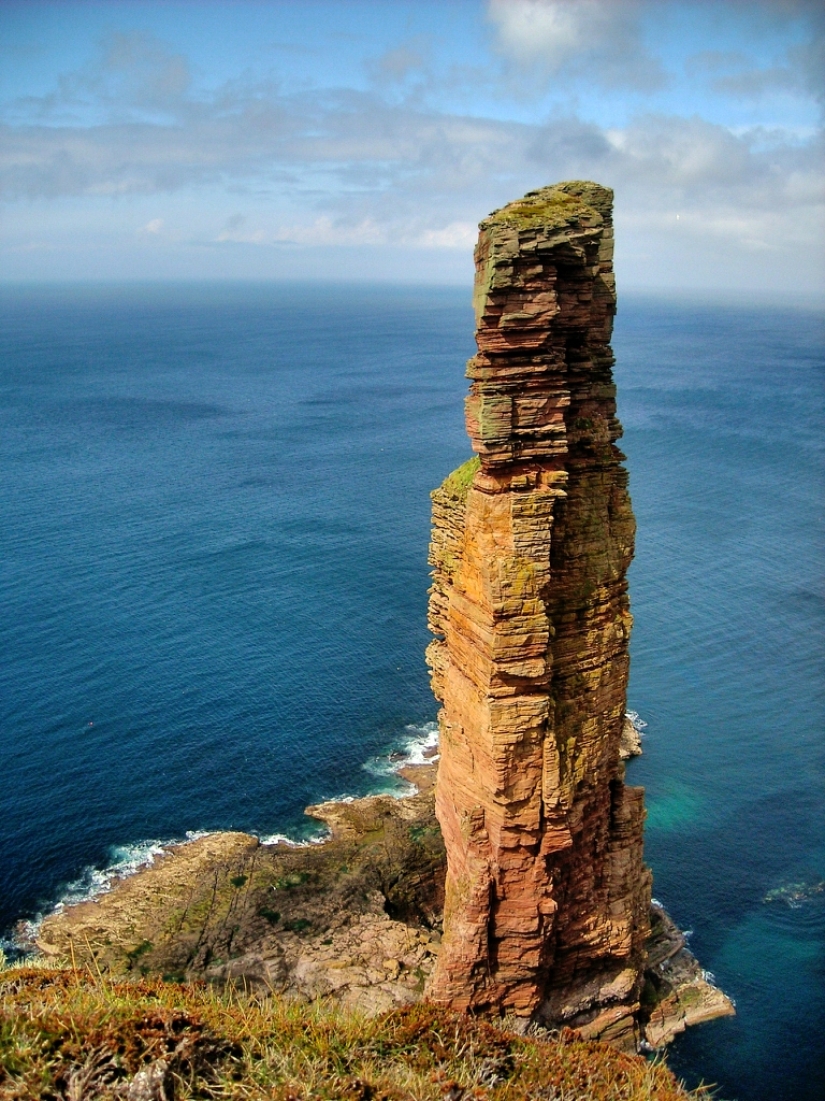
[{"x1": 426, "y1": 182, "x2": 651, "y2": 1046}]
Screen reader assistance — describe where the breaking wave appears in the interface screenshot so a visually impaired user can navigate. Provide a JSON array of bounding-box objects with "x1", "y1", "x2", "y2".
[
  {"x1": 363, "y1": 720, "x2": 439, "y2": 782},
  {"x1": 8, "y1": 834, "x2": 207, "y2": 956},
  {"x1": 257, "y1": 829, "x2": 330, "y2": 847}
]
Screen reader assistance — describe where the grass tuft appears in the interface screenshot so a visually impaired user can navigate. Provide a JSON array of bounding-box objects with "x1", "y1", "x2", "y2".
[{"x1": 436, "y1": 456, "x2": 480, "y2": 504}]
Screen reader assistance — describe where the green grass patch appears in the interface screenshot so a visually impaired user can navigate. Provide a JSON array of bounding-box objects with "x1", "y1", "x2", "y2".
[
  {"x1": 125, "y1": 939, "x2": 153, "y2": 964},
  {"x1": 274, "y1": 871, "x2": 312, "y2": 890},
  {"x1": 282, "y1": 918, "x2": 312, "y2": 934},
  {"x1": 440, "y1": 455, "x2": 479, "y2": 500}
]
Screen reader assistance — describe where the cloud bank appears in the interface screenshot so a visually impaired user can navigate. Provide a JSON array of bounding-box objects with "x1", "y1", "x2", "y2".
[{"x1": 1, "y1": 3, "x2": 822, "y2": 294}]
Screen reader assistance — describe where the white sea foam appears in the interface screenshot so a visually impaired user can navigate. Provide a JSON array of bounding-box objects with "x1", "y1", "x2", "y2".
[
  {"x1": 55, "y1": 838, "x2": 173, "y2": 910},
  {"x1": 397, "y1": 720, "x2": 440, "y2": 766},
  {"x1": 364, "y1": 721, "x2": 439, "y2": 781},
  {"x1": 258, "y1": 833, "x2": 304, "y2": 847},
  {"x1": 10, "y1": 835, "x2": 195, "y2": 953},
  {"x1": 258, "y1": 829, "x2": 330, "y2": 848},
  {"x1": 625, "y1": 710, "x2": 648, "y2": 732}
]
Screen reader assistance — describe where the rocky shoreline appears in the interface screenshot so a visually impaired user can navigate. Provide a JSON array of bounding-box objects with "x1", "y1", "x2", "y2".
[
  {"x1": 32, "y1": 762, "x2": 445, "y2": 1016},
  {"x1": 30, "y1": 754, "x2": 732, "y2": 1051}
]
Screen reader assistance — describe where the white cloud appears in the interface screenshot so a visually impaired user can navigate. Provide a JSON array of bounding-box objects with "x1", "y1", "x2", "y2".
[
  {"x1": 273, "y1": 216, "x2": 385, "y2": 247},
  {"x1": 489, "y1": 0, "x2": 595, "y2": 67},
  {"x1": 1, "y1": 14, "x2": 822, "y2": 292},
  {"x1": 487, "y1": 0, "x2": 666, "y2": 91},
  {"x1": 417, "y1": 222, "x2": 478, "y2": 248},
  {"x1": 213, "y1": 216, "x2": 389, "y2": 248}
]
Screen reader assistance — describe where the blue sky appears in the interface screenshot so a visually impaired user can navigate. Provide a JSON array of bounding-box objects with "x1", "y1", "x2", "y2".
[{"x1": 1, "y1": 0, "x2": 823, "y2": 293}]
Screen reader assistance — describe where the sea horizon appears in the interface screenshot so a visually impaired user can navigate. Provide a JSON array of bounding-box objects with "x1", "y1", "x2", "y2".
[{"x1": 2, "y1": 278, "x2": 823, "y2": 308}]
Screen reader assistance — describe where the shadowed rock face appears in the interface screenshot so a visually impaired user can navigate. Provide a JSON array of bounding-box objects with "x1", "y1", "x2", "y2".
[{"x1": 426, "y1": 181, "x2": 652, "y2": 1045}]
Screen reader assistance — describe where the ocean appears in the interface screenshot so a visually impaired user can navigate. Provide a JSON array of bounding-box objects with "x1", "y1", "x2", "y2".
[{"x1": 0, "y1": 282, "x2": 822, "y2": 1100}]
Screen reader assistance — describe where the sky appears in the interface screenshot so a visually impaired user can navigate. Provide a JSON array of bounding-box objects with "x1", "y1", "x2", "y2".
[{"x1": 1, "y1": 0, "x2": 823, "y2": 295}]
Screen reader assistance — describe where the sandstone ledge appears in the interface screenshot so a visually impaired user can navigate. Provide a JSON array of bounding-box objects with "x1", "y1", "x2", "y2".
[
  {"x1": 33, "y1": 762, "x2": 731, "y2": 1050},
  {"x1": 641, "y1": 903, "x2": 735, "y2": 1049}
]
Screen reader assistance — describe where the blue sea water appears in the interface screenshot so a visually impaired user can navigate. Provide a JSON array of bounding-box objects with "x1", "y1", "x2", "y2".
[{"x1": 0, "y1": 282, "x2": 822, "y2": 1100}]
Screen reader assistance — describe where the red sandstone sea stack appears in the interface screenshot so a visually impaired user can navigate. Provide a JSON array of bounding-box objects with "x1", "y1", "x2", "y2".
[{"x1": 426, "y1": 181, "x2": 651, "y2": 1046}]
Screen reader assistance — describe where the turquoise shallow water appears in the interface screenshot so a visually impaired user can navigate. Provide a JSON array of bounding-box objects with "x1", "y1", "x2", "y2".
[
  {"x1": 0, "y1": 283, "x2": 822, "y2": 1099},
  {"x1": 615, "y1": 298, "x2": 824, "y2": 1099}
]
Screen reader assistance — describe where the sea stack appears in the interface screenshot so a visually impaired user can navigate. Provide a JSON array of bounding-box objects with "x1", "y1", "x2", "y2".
[{"x1": 426, "y1": 182, "x2": 651, "y2": 1045}]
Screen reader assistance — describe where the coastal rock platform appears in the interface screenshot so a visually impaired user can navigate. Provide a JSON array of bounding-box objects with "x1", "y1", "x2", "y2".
[
  {"x1": 33, "y1": 760, "x2": 731, "y2": 1049},
  {"x1": 35, "y1": 764, "x2": 445, "y2": 1016}
]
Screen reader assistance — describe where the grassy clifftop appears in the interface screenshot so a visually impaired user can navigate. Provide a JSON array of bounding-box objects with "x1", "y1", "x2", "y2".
[{"x1": 0, "y1": 964, "x2": 711, "y2": 1101}]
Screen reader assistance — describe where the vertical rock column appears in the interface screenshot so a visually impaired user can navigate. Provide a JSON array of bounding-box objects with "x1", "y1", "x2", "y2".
[{"x1": 426, "y1": 182, "x2": 651, "y2": 1044}]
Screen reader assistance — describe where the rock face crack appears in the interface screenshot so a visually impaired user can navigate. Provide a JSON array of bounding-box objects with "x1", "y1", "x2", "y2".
[{"x1": 426, "y1": 181, "x2": 652, "y2": 1046}]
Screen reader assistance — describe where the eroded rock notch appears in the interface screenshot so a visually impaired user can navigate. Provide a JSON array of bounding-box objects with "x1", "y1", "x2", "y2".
[{"x1": 426, "y1": 181, "x2": 651, "y2": 1045}]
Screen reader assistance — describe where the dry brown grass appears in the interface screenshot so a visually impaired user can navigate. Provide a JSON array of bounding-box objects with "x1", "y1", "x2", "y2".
[{"x1": 0, "y1": 965, "x2": 714, "y2": 1100}]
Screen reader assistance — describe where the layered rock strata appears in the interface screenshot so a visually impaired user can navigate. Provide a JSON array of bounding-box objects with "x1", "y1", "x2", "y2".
[{"x1": 426, "y1": 182, "x2": 652, "y2": 1043}]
